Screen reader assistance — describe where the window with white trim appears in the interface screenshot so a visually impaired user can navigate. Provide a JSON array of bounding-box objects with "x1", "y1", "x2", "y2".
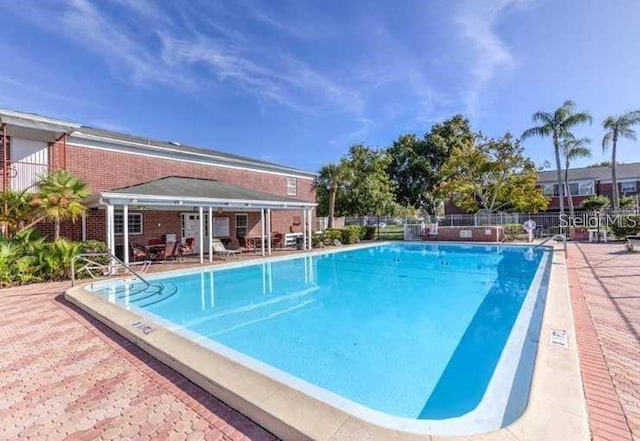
[
  {"x1": 235, "y1": 214, "x2": 248, "y2": 238},
  {"x1": 542, "y1": 180, "x2": 594, "y2": 197},
  {"x1": 286, "y1": 177, "x2": 297, "y2": 196},
  {"x1": 115, "y1": 212, "x2": 143, "y2": 235},
  {"x1": 621, "y1": 181, "x2": 637, "y2": 193},
  {"x1": 578, "y1": 180, "x2": 594, "y2": 196}
]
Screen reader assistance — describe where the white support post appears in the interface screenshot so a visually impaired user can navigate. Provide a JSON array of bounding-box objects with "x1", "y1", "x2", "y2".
[
  {"x1": 208, "y1": 206, "x2": 213, "y2": 263},
  {"x1": 106, "y1": 204, "x2": 115, "y2": 257},
  {"x1": 199, "y1": 206, "x2": 204, "y2": 264},
  {"x1": 266, "y1": 209, "x2": 272, "y2": 256},
  {"x1": 81, "y1": 212, "x2": 87, "y2": 242},
  {"x1": 307, "y1": 208, "x2": 313, "y2": 251},
  {"x1": 260, "y1": 208, "x2": 266, "y2": 257},
  {"x1": 123, "y1": 204, "x2": 129, "y2": 265},
  {"x1": 302, "y1": 209, "x2": 307, "y2": 251}
]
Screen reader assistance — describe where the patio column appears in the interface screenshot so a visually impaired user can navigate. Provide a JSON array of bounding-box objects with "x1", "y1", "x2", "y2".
[
  {"x1": 260, "y1": 208, "x2": 266, "y2": 257},
  {"x1": 307, "y1": 207, "x2": 313, "y2": 251},
  {"x1": 81, "y1": 212, "x2": 87, "y2": 242},
  {"x1": 266, "y1": 209, "x2": 272, "y2": 256},
  {"x1": 122, "y1": 204, "x2": 129, "y2": 265},
  {"x1": 106, "y1": 204, "x2": 115, "y2": 257},
  {"x1": 199, "y1": 206, "x2": 204, "y2": 264},
  {"x1": 302, "y1": 209, "x2": 307, "y2": 251},
  {"x1": 208, "y1": 206, "x2": 213, "y2": 263}
]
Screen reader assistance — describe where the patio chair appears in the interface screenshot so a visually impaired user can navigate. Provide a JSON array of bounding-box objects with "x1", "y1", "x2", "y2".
[
  {"x1": 179, "y1": 238, "x2": 195, "y2": 257},
  {"x1": 272, "y1": 232, "x2": 283, "y2": 249},
  {"x1": 162, "y1": 242, "x2": 179, "y2": 261},
  {"x1": 129, "y1": 243, "x2": 148, "y2": 262},
  {"x1": 212, "y1": 238, "x2": 242, "y2": 259}
]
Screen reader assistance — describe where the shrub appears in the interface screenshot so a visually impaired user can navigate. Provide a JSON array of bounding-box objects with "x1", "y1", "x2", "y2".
[
  {"x1": 0, "y1": 236, "x2": 107, "y2": 287},
  {"x1": 363, "y1": 226, "x2": 376, "y2": 240},
  {"x1": 619, "y1": 196, "x2": 636, "y2": 209},
  {"x1": 503, "y1": 224, "x2": 527, "y2": 241},
  {"x1": 341, "y1": 226, "x2": 362, "y2": 244},
  {"x1": 581, "y1": 195, "x2": 610, "y2": 211},
  {"x1": 324, "y1": 229, "x2": 343, "y2": 242},
  {"x1": 609, "y1": 215, "x2": 640, "y2": 238}
]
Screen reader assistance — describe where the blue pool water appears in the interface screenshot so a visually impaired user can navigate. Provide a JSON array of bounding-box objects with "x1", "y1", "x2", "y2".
[{"x1": 90, "y1": 243, "x2": 548, "y2": 421}]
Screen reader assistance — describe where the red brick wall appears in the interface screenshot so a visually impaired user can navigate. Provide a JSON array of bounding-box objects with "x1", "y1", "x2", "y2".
[
  {"x1": 28, "y1": 142, "x2": 317, "y2": 243},
  {"x1": 59, "y1": 143, "x2": 315, "y2": 202},
  {"x1": 48, "y1": 208, "x2": 305, "y2": 245},
  {"x1": 423, "y1": 226, "x2": 503, "y2": 242}
]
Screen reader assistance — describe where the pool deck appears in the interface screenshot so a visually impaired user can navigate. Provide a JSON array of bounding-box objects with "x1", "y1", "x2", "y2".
[
  {"x1": 567, "y1": 242, "x2": 639, "y2": 440},
  {"x1": 0, "y1": 242, "x2": 636, "y2": 440}
]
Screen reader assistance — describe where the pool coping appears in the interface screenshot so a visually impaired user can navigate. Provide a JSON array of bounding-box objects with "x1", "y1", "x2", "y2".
[{"x1": 65, "y1": 242, "x2": 589, "y2": 441}]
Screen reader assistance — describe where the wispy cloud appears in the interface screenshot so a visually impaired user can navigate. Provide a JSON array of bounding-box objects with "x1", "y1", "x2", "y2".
[{"x1": 454, "y1": 0, "x2": 527, "y2": 116}]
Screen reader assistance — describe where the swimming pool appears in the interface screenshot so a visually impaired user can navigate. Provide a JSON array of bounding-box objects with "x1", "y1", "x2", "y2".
[{"x1": 87, "y1": 242, "x2": 551, "y2": 435}]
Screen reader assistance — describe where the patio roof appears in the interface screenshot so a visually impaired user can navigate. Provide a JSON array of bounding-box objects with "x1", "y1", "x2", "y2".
[{"x1": 89, "y1": 176, "x2": 316, "y2": 210}]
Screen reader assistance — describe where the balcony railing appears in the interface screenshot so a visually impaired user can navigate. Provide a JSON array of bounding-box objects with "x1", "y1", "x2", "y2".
[{"x1": 8, "y1": 162, "x2": 49, "y2": 193}]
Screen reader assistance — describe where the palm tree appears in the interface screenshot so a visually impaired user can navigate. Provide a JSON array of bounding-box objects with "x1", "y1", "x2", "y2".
[
  {"x1": 561, "y1": 135, "x2": 591, "y2": 216},
  {"x1": 602, "y1": 110, "x2": 640, "y2": 209},
  {"x1": 522, "y1": 100, "x2": 592, "y2": 215},
  {"x1": 317, "y1": 163, "x2": 350, "y2": 228},
  {"x1": 32, "y1": 170, "x2": 90, "y2": 239}
]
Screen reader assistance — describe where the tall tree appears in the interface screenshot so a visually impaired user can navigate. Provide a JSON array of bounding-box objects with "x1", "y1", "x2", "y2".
[
  {"x1": 522, "y1": 100, "x2": 592, "y2": 214},
  {"x1": 340, "y1": 145, "x2": 395, "y2": 216},
  {"x1": 602, "y1": 110, "x2": 640, "y2": 209},
  {"x1": 438, "y1": 133, "x2": 548, "y2": 213},
  {"x1": 387, "y1": 115, "x2": 471, "y2": 214},
  {"x1": 316, "y1": 162, "x2": 351, "y2": 228},
  {"x1": 32, "y1": 170, "x2": 90, "y2": 239},
  {"x1": 561, "y1": 135, "x2": 591, "y2": 216}
]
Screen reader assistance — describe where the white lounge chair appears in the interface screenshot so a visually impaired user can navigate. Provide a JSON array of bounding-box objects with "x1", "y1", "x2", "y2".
[{"x1": 212, "y1": 238, "x2": 242, "y2": 259}]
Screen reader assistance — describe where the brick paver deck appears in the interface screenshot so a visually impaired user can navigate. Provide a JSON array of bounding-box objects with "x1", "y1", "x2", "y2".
[
  {"x1": 0, "y1": 281, "x2": 277, "y2": 441},
  {"x1": 568, "y1": 243, "x2": 640, "y2": 441}
]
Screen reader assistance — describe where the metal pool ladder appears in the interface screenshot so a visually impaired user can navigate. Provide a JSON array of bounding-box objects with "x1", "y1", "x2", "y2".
[{"x1": 71, "y1": 252, "x2": 152, "y2": 287}]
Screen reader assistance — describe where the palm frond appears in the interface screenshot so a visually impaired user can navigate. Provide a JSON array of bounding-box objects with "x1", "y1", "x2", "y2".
[
  {"x1": 566, "y1": 146, "x2": 591, "y2": 161},
  {"x1": 619, "y1": 128, "x2": 637, "y2": 141},
  {"x1": 521, "y1": 126, "x2": 552, "y2": 140},
  {"x1": 622, "y1": 110, "x2": 640, "y2": 126},
  {"x1": 531, "y1": 111, "x2": 552, "y2": 125},
  {"x1": 563, "y1": 111, "x2": 592, "y2": 128},
  {"x1": 602, "y1": 132, "x2": 613, "y2": 151}
]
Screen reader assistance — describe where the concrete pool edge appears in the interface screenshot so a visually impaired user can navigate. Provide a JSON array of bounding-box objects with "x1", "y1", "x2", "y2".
[{"x1": 64, "y1": 243, "x2": 589, "y2": 441}]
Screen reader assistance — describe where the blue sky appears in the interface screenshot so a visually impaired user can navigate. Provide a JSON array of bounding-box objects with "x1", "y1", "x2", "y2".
[{"x1": 1, "y1": 0, "x2": 639, "y2": 172}]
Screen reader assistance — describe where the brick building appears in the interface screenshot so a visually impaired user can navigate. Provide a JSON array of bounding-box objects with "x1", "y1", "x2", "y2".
[
  {"x1": 0, "y1": 109, "x2": 317, "y2": 263},
  {"x1": 536, "y1": 163, "x2": 640, "y2": 212},
  {"x1": 444, "y1": 163, "x2": 640, "y2": 215}
]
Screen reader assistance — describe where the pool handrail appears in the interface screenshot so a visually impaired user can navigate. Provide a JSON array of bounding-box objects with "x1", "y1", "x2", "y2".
[
  {"x1": 533, "y1": 233, "x2": 567, "y2": 254},
  {"x1": 71, "y1": 252, "x2": 152, "y2": 287}
]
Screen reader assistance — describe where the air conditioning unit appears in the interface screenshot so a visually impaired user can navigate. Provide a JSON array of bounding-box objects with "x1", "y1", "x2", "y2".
[{"x1": 163, "y1": 234, "x2": 177, "y2": 243}]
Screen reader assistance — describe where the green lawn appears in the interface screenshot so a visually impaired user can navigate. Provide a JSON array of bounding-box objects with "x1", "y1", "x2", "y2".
[{"x1": 373, "y1": 224, "x2": 404, "y2": 241}]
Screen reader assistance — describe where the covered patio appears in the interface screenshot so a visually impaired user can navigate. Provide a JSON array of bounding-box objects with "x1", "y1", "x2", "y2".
[{"x1": 84, "y1": 176, "x2": 317, "y2": 265}]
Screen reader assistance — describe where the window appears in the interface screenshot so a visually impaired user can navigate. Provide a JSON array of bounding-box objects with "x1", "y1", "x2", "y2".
[
  {"x1": 542, "y1": 184, "x2": 554, "y2": 196},
  {"x1": 568, "y1": 182, "x2": 579, "y2": 196},
  {"x1": 543, "y1": 181, "x2": 594, "y2": 197},
  {"x1": 235, "y1": 214, "x2": 248, "y2": 238},
  {"x1": 578, "y1": 180, "x2": 594, "y2": 196},
  {"x1": 621, "y1": 181, "x2": 637, "y2": 193},
  {"x1": 286, "y1": 177, "x2": 297, "y2": 196},
  {"x1": 115, "y1": 212, "x2": 143, "y2": 235}
]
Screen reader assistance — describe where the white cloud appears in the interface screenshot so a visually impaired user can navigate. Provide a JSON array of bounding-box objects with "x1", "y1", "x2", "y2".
[{"x1": 454, "y1": 0, "x2": 526, "y2": 115}]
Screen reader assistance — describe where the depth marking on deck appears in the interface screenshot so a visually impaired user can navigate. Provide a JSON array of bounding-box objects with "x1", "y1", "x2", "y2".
[{"x1": 550, "y1": 328, "x2": 568, "y2": 347}]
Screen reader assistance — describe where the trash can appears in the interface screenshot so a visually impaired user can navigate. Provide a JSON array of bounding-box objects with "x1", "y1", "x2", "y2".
[{"x1": 296, "y1": 236, "x2": 304, "y2": 250}]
